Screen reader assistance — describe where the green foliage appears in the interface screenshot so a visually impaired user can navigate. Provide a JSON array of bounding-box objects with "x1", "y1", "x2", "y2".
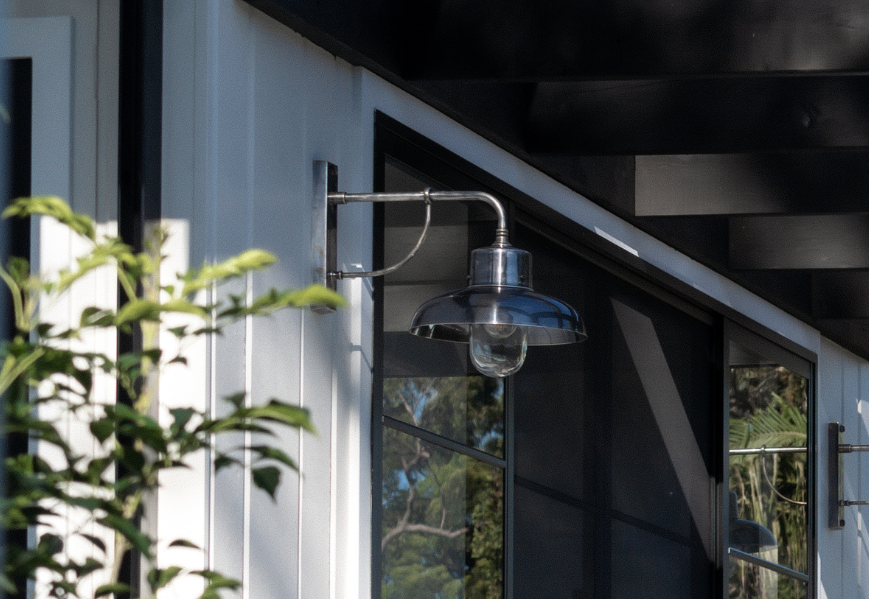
[
  {"x1": 729, "y1": 366, "x2": 809, "y2": 599},
  {"x1": 0, "y1": 197, "x2": 344, "y2": 598},
  {"x1": 380, "y1": 377, "x2": 504, "y2": 599}
]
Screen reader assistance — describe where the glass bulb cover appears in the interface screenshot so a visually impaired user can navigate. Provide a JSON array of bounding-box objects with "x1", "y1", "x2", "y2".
[{"x1": 469, "y1": 323, "x2": 528, "y2": 378}]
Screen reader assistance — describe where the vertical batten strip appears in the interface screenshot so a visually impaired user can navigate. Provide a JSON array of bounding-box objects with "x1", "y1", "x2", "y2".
[
  {"x1": 297, "y1": 310, "x2": 306, "y2": 599},
  {"x1": 243, "y1": 273, "x2": 254, "y2": 599},
  {"x1": 242, "y1": 10, "x2": 257, "y2": 599},
  {"x1": 207, "y1": 279, "x2": 217, "y2": 575}
]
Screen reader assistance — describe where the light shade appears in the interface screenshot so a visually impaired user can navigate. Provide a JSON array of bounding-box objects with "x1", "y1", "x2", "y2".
[
  {"x1": 729, "y1": 491, "x2": 777, "y2": 553},
  {"x1": 408, "y1": 242, "x2": 587, "y2": 346}
]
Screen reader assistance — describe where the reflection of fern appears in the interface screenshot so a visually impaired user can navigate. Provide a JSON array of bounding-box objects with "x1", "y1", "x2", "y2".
[{"x1": 729, "y1": 367, "x2": 808, "y2": 599}]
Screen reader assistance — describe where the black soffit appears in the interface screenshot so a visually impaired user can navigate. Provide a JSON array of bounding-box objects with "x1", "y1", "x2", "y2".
[{"x1": 244, "y1": 0, "x2": 869, "y2": 359}]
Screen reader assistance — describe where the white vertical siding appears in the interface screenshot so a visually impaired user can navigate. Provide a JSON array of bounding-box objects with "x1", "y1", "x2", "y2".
[
  {"x1": 816, "y1": 340, "x2": 869, "y2": 599},
  {"x1": 858, "y1": 362, "x2": 869, "y2": 596},
  {"x1": 5, "y1": 1, "x2": 119, "y2": 221},
  {"x1": 161, "y1": 3, "x2": 371, "y2": 599},
  {"x1": 3, "y1": 9, "x2": 120, "y2": 598},
  {"x1": 157, "y1": 3, "x2": 869, "y2": 599}
]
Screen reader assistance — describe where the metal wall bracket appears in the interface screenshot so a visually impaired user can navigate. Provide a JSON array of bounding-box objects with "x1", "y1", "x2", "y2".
[
  {"x1": 829, "y1": 421, "x2": 869, "y2": 529},
  {"x1": 309, "y1": 159, "x2": 511, "y2": 314},
  {"x1": 311, "y1": 160, "x2": 338, "y2": 314}
]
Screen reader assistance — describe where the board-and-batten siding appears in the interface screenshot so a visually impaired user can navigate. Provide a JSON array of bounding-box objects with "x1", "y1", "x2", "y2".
[
  {"x1": 155, "y1": 2, "x2": 869, "y2": 599},
  {"x1": 11, "y1": 1, "x2": 869, "y2": 598},
  {"x1": 161, "y1": 2, "x2": 372, "y2": 598},
  {"x1": 817, "y1": 340, "x2": 869, "y2": 599}
]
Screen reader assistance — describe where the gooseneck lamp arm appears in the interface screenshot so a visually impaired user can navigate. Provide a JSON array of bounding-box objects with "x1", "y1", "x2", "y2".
[
  {"x1": 312, "y1": 161, "x2": 512, "y2": 297},
  {"x1": 311, "y1": 160, "x2": 587, "y2": 378},
  {"x1": 329, "y1": 189, "x2": 509, "y2": 281}
]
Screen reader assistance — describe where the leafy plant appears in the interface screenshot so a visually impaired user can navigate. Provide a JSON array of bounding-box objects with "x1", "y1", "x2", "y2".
[
  {"x1": 729, "y1": 366, "x2": 808, "y2": 599},
  {"x1": 0, "y1": 197, "x2": 344, "y2": 598}
]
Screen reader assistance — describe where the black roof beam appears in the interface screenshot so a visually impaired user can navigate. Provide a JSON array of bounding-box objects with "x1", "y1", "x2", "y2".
[
  {"x1": 404, "y1": 0, "x2": 869, "y2": 80},
  {"x1": 634, "y1": 153, "x2": 869, "y2": 216},
  {"x1": 813, "y1": 272, "x2": 869, "y2": 319},
  {"x1": 527, "y1": 77, "x2": 869, "y2": 155},
  {"x1": 247, "y1": 0, "x2": 869, "y2": 81},
  {"x1": 730, "y1": 215, "x2": 869, "y2": 269}
]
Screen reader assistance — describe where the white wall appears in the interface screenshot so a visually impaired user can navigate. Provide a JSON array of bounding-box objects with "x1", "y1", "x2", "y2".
[
  {"x1": 3, "y1": 5, "x2": 120, "y2": 598},
  {"x1": 5, "y1": 0, "x2": 119, "y2": 221},
  {"x1": 152, "y1": 2, "x2": 869, "y2": 599},
  {"x1": 161, "y1": 2, "x2": 371, "y2": 598},
  {"x1": 816, "y1": 341, "x2": 869, "y2": 599}
]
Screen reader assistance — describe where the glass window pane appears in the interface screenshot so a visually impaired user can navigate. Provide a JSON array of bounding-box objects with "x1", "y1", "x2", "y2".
[
  {"x1": 383, "y1": 376, "x2": 505, "y2": 458},
  {"x1": 610, "y1": 293, "x2": 714, "y2": 542},
  {"x1": 611, "y1": 520, "x2": 693, "y2": 599},
  {"x1": 381, "y1": 427, "x2": 504, "y2": 599},
  {"x1": 728, "y1": 340, "x2": 809, "y2": 597},
  {"x1": 728, "y1": 555, "x2": 808, "y2": 599},
  {"x1": 514, "y1": 485, "x2": 592, "y2": 599},
  {"x1": 513, "y1": 225, "x2": 593, "y2": 501}
]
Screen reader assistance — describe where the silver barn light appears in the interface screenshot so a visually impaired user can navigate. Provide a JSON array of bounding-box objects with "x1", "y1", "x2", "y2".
[{"x1": 311, "y1": 161, "x2": 587, "y2": 377}]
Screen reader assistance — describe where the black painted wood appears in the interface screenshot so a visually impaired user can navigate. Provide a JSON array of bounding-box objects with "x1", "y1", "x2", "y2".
[
  {"x1": 244, "y1": 0, "x2": 869, "y2": 80},
  {"x1": 118, "y1": 1, "x2": 162, "y2": 596},
  {"x1": 636, "y1": 154, "x2": 869, "y2": 216},
  {"x1": 404, "y1": 0, "x2": 869, "y2": 79},
  {"x1": 813, "y1": 271, "x2": 869, "y2": 319},
  {"x1": 528, "y1": 77, "x2": 869, "y2": 155},
  {"x1": 730, "y1": 215, "x2": 869, "y2": 269}
]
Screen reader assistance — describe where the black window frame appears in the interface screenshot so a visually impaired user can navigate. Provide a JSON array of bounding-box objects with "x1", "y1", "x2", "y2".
[
  {"x1": 371, "y1": 111, "x2": 817, "y2": 599},
  {"x1": 722, "y1": 321, "x2": 817, "y2": 599}
]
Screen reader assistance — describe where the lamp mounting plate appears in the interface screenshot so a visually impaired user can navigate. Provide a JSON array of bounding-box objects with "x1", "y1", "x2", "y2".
[
  {"x1": 311, "y1": 160, "x2": 338, "y2": 313},
  {"x1": 830, "y1": 421, "x2": 845, "y2": 529}
]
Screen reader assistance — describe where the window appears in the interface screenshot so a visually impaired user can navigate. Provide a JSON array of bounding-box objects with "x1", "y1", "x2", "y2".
[
  {"x1": 511, "y1": 222, "x2": 716, "y2": 599},
  {"x1": 726, "y1": 327, "x2": 813, "y2": 599},
  {"x1": 372, "y1": 116, "x2": 814, "y2": 599},
  {"x1": 375, "y1": 157, "x2": 506, "y2": 598}
]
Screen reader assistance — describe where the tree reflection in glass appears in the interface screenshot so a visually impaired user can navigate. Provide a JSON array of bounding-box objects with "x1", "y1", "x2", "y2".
[
  {"x1": 729, "y1": 359, "x2": 809, "y2": 599},
  {"x1": 383, "y1": 376, "x2": 504, "y2": 458},
  {"x1": 381, "y1": 377, "x2": 504, "y2": 599}
]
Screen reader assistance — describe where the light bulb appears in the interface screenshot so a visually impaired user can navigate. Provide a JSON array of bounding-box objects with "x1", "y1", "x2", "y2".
[{"x1": 469, "y1": 323, "x2": 528, "y2": 378}]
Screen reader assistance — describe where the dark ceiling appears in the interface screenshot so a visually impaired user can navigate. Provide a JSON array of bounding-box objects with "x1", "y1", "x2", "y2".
[{"x1": 245, "y1": 0, "x2": 869, "y2": 359}]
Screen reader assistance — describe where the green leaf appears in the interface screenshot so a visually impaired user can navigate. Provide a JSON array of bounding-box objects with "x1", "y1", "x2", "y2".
[
  {"x1": 162, "y1": 298, "x2": 208, "y2": 318},
  {"x1": 182, "y1": 250, "x2": 278, "y2": 295},
  {"x1": 80, "y1": 306, "x2": 115, "y2": 328},
  {"x1": 90, "y1": 419, "x2": 114, "y2": 443},
  {"x1": 115, "y1": 299, "x2": 162, "y2": 326},
  {"x1": 98, "y1": 514, "x2": 153, "y2": 558},
  {"x1": 270, "y1": 284, "x2": 346, "y2": 309},
  {"x1": 194, "y1": 570, "x2": 241, "y2": 589},
  {"x1": 213, "y1": 454, "x2": 243, "y2": 471},
  {"x1": 223, "y1": 392, "x2": 246, "y2": 409},
  {"x1": 37, "y1": 533, "x2": 63, "y2": 555},
  {"x1": 79, "y1": 533, "x2": 107, "y2": 553},
  {"x1": 148, "y1": 566, "x2": 183, "y2": 591},
  {"x1": 170, "y1": 408, "x2": 196, "y2": 434},
  {"x1": 168, "y1": 538, "x2": 201, "y2": 549},
  {"x1": 74, "y1": 557, "x2": 103, "y2": 577},
  {"x1": 244, "y1": 400, "x2": 316, "y2": 433},
  {"x1": 252, "y1": 466, "x2": 281, "y2": 500},
  {"x1": 249, "y1": 445, "x2": 299, "y2": 471},
  {"x1": 3, "y1": 196, "x2": 95, "y2": 240},
  {"x1": 0, "y1": 573, "x2": 18, "y2": 593}
]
